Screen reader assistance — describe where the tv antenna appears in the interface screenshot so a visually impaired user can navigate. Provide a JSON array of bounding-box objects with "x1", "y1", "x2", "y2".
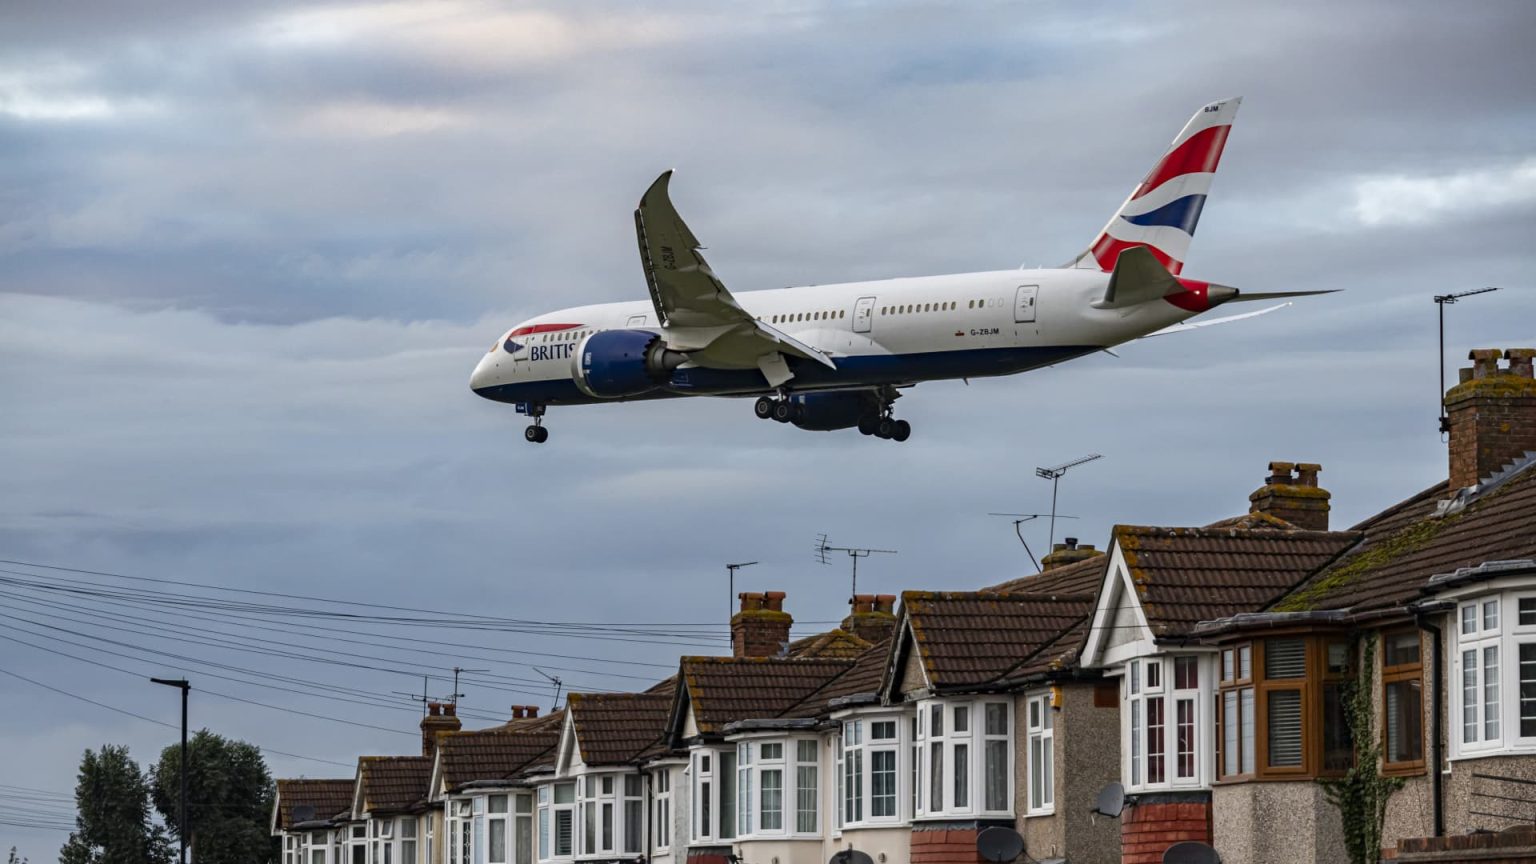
[
  {"x1": 815, "y1": 534, "x2": 897, "y2": 601},
  {"x1": 1035, "y1": 454, "x2": 1102, "y2": 552},
  {"x1": 1435, "y1": 287, "x2": 1500, "y2": 433},
  {"x1": 392, "y1": 675, "x2": 457, "y2": 716},
  {"x1": 725, "y1": 561, "x2": 759, "y2": 634},
  {"x1": 988, "y1": 512, "x2": 1080, "y2": 572},
  {"x1": 449, "y1": 666, "x2": 486, "y2": 706},
  {"x1": 533, "y1": 667, "x2": 564, "y2": 712}
]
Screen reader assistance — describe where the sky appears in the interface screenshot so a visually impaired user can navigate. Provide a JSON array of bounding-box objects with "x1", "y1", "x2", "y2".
[{"x1": 2, "y1": 0, "x2": 1534, "y2": 856}]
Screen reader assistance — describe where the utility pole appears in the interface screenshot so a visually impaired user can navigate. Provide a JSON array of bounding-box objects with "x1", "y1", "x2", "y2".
[{"x1": 150, "y1": 677, "x2": 190, "y2": 864}]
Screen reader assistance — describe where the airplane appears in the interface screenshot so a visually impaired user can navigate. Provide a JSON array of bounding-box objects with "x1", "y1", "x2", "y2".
[{"x1": 471, "y1": 97, "x2": 1330, "y2": 443}]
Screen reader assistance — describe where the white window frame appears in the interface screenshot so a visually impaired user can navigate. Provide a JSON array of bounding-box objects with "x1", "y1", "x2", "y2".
[
  {"x1": 688, "y1": 747, "x2": 737, "y2": 843},
  {"x1": 1451, "y1": 590, "x2": 1536, "y2": 759},
  {"x1": 1025, "y1": 693, "x2": 1054, "y2": 816},
  {"x1": 651, "y1": 766, "x2": 672, "y2": 852},
  {"x1": 912, "y1": 698, "x2": 1012, "y2": 820},
  {"x1": 729, "y1": 736, "x2": 821, "y2": 839},
  {"x1": 834, "y1": 716, "x2": 906, "y2": 830},
  {"x1": 1122, "y1": 653, "x2": 1213, "y2": 793},
  {"x1": 535, "y1": 782, "x2": 576, "y2": 863}
]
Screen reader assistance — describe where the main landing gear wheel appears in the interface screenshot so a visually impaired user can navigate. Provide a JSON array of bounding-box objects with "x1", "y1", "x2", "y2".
[
  {"x1": 857, "y1": 415, "x2": 878, "y2": 436},
  {"x1": 890, "y1": 419, "x2": 911, "y2": 442},
  {"x1": 754, "y1": 396, "x2": 776, "y2": 420},
  {"x1": 524, "y1": 424, "x2": 549, "y2": 443},
  {"x1": 771, "y1": 400, "x2": 797, "y2": 423}
]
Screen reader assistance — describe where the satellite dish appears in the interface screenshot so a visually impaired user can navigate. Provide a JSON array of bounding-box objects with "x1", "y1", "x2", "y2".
[
  {"x1": 1162, "y1": 841, "x2": 1221, "y2": 864},
  {"x1": 292, "y1": 804, "x2": 316, "y2": 823},
  {"x1": 976, "y1": 826, "x2": 1025, "y2": 863},
  {"x1": 829, "y1": 850, "x2": 875, "y2": 864},
  {"x1": 1091, "y1": 781, "x2": 1125, "y2": 818}
]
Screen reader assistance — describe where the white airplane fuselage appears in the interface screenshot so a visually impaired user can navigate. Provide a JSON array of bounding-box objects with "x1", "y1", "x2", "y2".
[{"x1": 469, "y1": 266, "x2": 1228, "y2": 407}]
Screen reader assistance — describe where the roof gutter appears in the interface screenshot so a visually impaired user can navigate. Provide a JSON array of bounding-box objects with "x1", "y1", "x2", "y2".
[
  {"x1": 1192, "y1": 606, "x2": 1414, "y2": 638},
  {"x1": 722, "y1": 718, "x2": 820, "y2": 735}
]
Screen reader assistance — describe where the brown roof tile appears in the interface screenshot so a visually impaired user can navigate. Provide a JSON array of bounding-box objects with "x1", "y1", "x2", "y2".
[
  {"x1": 902, "y1": 591, "x2": 1096, "y2": 688},
  {"x1": 275, "y1": 778, "x2": 354, "y2": 830},
  {"x1": 791, "y1": 638, "x2": 892, "y2": 710},
  {"x1": 1115, "y1": 524, "x2": 1360, "y2": 637},
  {"x1": 1273, "y1": 462, "x2": 1536, "y2": 613},
  {"x1": 358, "y1": 755, "x2": 432, "y2": 814},
  {"x1": 982, "y1": 553, "x2": 1107, "y2": 596},
  {"x1": 437, "y1": 715, "x2": 562, "y2": 791},
  {"x1": 678, "y1": 656, "x2": 854, "y2": 735},
  {"x1": 567, "y1": 692, "x2": 673, "y2": 766},
  {"x1": 787, "y1": 629, "x2": 873, "y2": 658}
]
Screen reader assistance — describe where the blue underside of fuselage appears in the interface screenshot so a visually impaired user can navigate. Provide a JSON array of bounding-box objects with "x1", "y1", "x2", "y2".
[{"x1": 472, "y1": 344, "x2": 1101, "y2": 406}]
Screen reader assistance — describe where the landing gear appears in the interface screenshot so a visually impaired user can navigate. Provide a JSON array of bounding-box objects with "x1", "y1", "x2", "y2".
[
  {"x1": 754, "y1": 396, "x2": 775, "y2": 420},
  {"x1": 521, "y1": 403, "x2": 549, "y2": 444},
  {"x1": 756, "y1": 394, "x2": 802, "y2": 424},
  {"x1": 859, "y1": 388, "x2": 911, "y2": 442}
]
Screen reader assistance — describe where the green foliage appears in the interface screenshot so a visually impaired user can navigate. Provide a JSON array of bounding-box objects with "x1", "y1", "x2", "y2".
[
  {"x1": 58, "y1": 744, "x2": 173, "y2": 864},
  {"x1": 1321, "y1": 634, "x2": 1405, "y2": 864},
  {"x1": 151, "y1": 730, "x2": 277, "y2": 864},
  {"x1": 8, "y1": 847, "x2": 29, "y2": 864}
]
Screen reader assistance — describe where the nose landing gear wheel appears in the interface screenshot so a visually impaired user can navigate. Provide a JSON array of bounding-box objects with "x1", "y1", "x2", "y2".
[
  {"x1": 524, "y1": 425, "x2": 549, "y2": 443},
  {"x1": 754, "y1": 397, "x2": 776, "y2": 420}
]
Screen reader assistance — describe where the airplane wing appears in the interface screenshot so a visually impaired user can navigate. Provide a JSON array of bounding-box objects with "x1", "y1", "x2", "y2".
[
  {"x1": 634, "y1": 172, "x2": 835, "y2": 374},
  {"x1": 1140, "y1": 302, "x2": 1292, "y2": 338}
]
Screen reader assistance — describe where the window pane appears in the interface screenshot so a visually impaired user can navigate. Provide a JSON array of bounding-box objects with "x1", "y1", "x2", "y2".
[
  {"x1": 798, "y1": 740, "x2": 817, "y2": 763},
  {"x1": 490, "y1": 796, "x2": 508, "y2": 814},
  {"x1": 986, "y1": 740, "x2": 1008, "y2": 811},
  {"x1": 1462, "y1": 604, "x2": 1477, "y2": 635},
  {"x1": 1146, "y1": 661, "x2": 1162, "y2": 690},
  {"x1": 1326, "y1": 642, "x2": 1351, "y2": 675},
  {"x1": 1484, "y1": 599, "x2": 1499, "y2": 631},
  {"x1": 1130, "y1": 701, "x2": 1141, "y2": 786},
  {"x1": 554, "y1": 783, "x2": 574, "y2": 805},
  {"x1": 953, "y1": 744, "x2": 968, "y2": 807},
  {"x1": 871, "y1": 721, "x2": 896, "y2": 741},
  {"x1": 1463, "y1": 649, "x2": 1480, "y2": 743},
  {"x1": 871, "y1": 750, "x2": 896, "y2": 817},
  {"x1": 1239, "y1": 645, "x2": 1252, "y2": 680},
  {"x1": 1520, "y1": 598, "x2": 1536, "y2": 627},
  {"x1": 930, "y1": 705, "x2": 943, "y2": 737},
  {"x1": 1322, "y1": 682, "x2": 1353, "y2": 772},
  {"x1": 554, "y1": 811, "x2": 571, "y2": 857},
  {"x1": 538, "y1": 809, "x2": 548, "y2": 859},
  {"x1": 1384, "y1": 632, "x2": 1421, "y2": 667},
  {"x1": 1520, "y1": 643, "x2": 1536, "y2": 738},
  {"x1": 761, "y1": 742, "x2": 783, "y2": 761},
  {"x1": 929, "y1": 742, "x2": 943, "y2": 811},
  {"x1": 987, "y1": 703, "x2": 1008, "y2": 736},
  {"x1": 602, "y1": 802, "x2": 612, "y2": 851},
  {"x1": 1267, "y1": 689, "x2": 1303, "y2": 767},
  {"x1": 1240, "y1": 689, "x2": 1255, "y2": 774},
  {"x1": 583, "y1": 801, "x2": 594, "y2": 854},
  {"x1": 1484, "y1": 646, "x2": 1501, "y2": 740},
  {"x1": 1386, "y1": 679, "x2": 1423, "y2": 763},
  {"x1": 851, "y1": 750, "x2": 862, "y2": 822},
  {"x1": 761, "y1": 769, "x2": 782, "y2": 830},
  {"x1": 796, "y1": 765, "x2": 817, "y2": 833},
  {"x1": 624, "y1": 800, "x2": 640, "y2": 852},
  {"x1": 1130, "y1": 662, "x2": 1140, "y2": 695},
  {"x1": 516, "y1": 816, "x2": 532, "y2": 864},
  {"x1": 1222, "y1": 649, "x2": 1234, "y2": 682},
  {"x1": 1029, "y1": 736, "x2": 1042, "y2": 809},
  {"x1": 953, "y1": 706, "x2": 969, "y2": 733},
  {"x1": 1146, "y1": 698, "x2": 1165, "y2": 784},
  {"x1": 1175, "y1": 656, "x2": 1199, "y2": 690},
  {"x1": 1265, "y1": 639, "x2": 1306, "y2": 679},
  {"x1": 490, "y1": 820, "x2": 507, "y2": 863},
  {"x1": 719, "y1": 752, "x2": 736, "y2": 839},
  {"x1": 1222, "y1": 691, "x2": 1238, "y2": 776},
  {"x1": 625, "y1": 776, "x2": 642, "y2": 797},
  {"x1": 1176, "y1": 698, "x2": 1196, "y2": 779}
]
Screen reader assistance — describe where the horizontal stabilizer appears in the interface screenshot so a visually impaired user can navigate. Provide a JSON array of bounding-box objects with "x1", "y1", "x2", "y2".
[
  {"x1": 1093, "y1": 246, "x2": 1179, "y2": 309},
  {"x1": 1226, "y1": 289, "x2": 1339, "y2": 302}
]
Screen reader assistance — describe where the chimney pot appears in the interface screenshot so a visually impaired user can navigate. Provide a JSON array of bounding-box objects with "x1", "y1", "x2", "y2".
[
  {"x1": 1508, "y1": 348, "x2": 1535, "y2": 379},
  {"x1": 511, "y1": 705, "x2": 524, "y2": 719},
  {"x1": 444, "y1": 702, "x2": 456, "y2": 717},
  {"x1": 1249, "y1": 460, "x2": 1330, "y2": 530},
  {"x1": 527, "y1": 706, "x2": 539, "y2": 718},
  {"x1": 874, "y1": 594, "x2": 896, "y2": 614},
  {"x1": 763, "y1": 591, "x2": 786, "y2": 612},
  {"x1": 1064, "y1": 537, "x2": 1078, "y2": 549},
  {"x1": 738, "y1": 592, "x2": 764, "y2": 613},
  {"x1": 428, "y1": 702, "x2": 441, "y2": 716},
  {"x1": 1470, "y1": 348, "x2": 1502, "y2": 379}
]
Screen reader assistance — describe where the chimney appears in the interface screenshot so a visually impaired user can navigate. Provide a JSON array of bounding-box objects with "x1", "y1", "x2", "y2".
[
  {"x1": 511, "y1": 705, "x2": 524, "y2": 720},
  {"x1": 526, "y1": 705, "x2": 539, "y2": 718},
  {"x1": 1040, "y1": 537, "x2": 1104, "y2": 570},
  {"x1": 1446, "y1": 348, "x2": 1536, "y2": 490},
  {"x1": 421, "y1": 701, "x2": 462, "y2": 756},
  {"x1": 841, "y1": 593, "x2": 897, "y2": 643},
  {"x1": 731, "y1": 591, "x2": 793, "y2": 657},
  {"x1": 1248, "y1": 461, "x2": 1331, "y2": 531}
]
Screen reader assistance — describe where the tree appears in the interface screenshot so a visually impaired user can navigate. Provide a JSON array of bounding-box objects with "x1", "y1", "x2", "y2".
[
  {"x1": 151, "y1": 730, "x2": 276, "y2": 864},
  {"x1": 58, "y1": 744, "x2": 173, "y2": 864},
  {"x1": 8, "y1": 847, "x2": 29, "y2": 864}
]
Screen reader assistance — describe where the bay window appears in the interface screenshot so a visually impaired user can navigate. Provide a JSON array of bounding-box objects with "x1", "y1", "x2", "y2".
[
  {"x1": 483, "y1": 794, "x2": 532, "y2": 864},
  {"x1": 536, "y1": 782, "x2": 575, "y2": 862},
  {"x1": 1452, "y1": 591, "x2": 1536, "y2": 759},
  {"x1": 733, "y1": 737, "x2": 820, "y2": 837},
  {"x1": 912, "y1": 699, "x2": 1011, "y2": 819},
  {"x1": 835, "y1": 717, "x2": 905, "y2": 828},
  {"x1": 652, "y1": 767, "x2": 672, "y2": 851},
  {"x1": 1126, "y1": 655, "x2": 1210, "y2": 791},
  {"x1": 1215, "y1": 636, "x2": 1361, "y2": 781},
  {"x1": 575, "y1": 773, "x2": 643, "y2": 858},
  {"x1": 1025, "y1": 694, "x2": 1053, "y2": 815},
  {"x1": 349, "y1": 824, "x2": 367, "y2": 864},
  {"x1": 690, "y1": 748, "x2": 737, "y2": 842}
]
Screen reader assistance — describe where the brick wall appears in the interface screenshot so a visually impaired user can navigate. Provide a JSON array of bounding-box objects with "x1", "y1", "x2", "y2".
[
  {"x1": 686, "y1": 846, "x2": 734, "y2": 864},
  {"x1": 909, "y1": 825, "x2": 984, "y2": 864},
  {"x1": 1398, "y1": 826, "x2": 1536, "y2": 862},
  {"x1": 1446, "y1": 347, "x2": 1536, "y2": 490},
  {"x1": 1121, "y1": 798, "x2": 1212, "y2": 864}
]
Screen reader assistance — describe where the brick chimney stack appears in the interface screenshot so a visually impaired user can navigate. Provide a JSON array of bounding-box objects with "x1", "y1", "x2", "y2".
[
  {"x1": 1040, "y1": 537, "x2": 1103, "y2": 570},
  {"x1": 1446, "y1": 348, "x2": 1536, "y2": 490},
  {"x1": 731, "y1": 591, "x2": 792, "y2": 657},
  {"x1": 508, "y1": 705, "x2": 542, "y2": 721},
  {"x1": 841, "y1": 594, "x2": 898, "y2": 644},
  {"x1": 421, "y1": 701, "x2": 462, "y2": 756},
  {"x1": 1248, "y1": 461, "x2": 1330, "y2": 530}
]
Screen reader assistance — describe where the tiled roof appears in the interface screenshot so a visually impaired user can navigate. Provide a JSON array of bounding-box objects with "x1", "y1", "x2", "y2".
[
  {"x1": 1115, "y1": 524, "x2": 1360, "y2": 637},
  {"x1": 792, "y1": 638, "x2": 892, "y2": 710},
  {"x1": 787, "y1": 629, "x2": 873, "y2": 658},
  {"x1": 1272, "y1": 462, "x2": 1536, "y2": 613},
  {"x1": 567, "y1": 692, "x2": 673, "y2": 766},
  {"x1": 358, "y1": 755, "x2": 432, "y2": 814},
  {"x1": 901, "y1": 591, "x2": 1097, "y2": 688},
  {"x1": 678, "y1": 656, "x2": 854, "y2": 735},
  {"x1": 437, "y1": 714, "x2": 562, "y2": 791},
  {"x1": 275, "y1": 778, "x2": 354, "y2": 830},
  {"x1": 982, "y1": 554, "x2": 1107, "y2": 596}
]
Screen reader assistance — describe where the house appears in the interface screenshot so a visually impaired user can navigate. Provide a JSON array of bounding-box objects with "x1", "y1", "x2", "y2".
[
  {"x1": 428, "y1": 706, "x2": 562, "y2": 864},
  {"x1": 274, "y1": 778, "x2": 355, "y2": 864}
]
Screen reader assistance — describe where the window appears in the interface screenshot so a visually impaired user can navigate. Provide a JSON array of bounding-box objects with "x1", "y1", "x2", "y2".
[
  {"x1": 653, "y1": 767, "x2": 672, "y2": 851},
  {"x1": 1454, "y1": 592, "x2": 1536, "y2": 758},
  {"x1": 537, "y1": 782, "x2": 575, "y2": 861},
  {"x1": 1218, "y1": 646, "x2": 1256, "y2": 779},
  {"x1": 575, "y1": 772, "x2": 642, "y2": 858},
  {"x1": 836, "y1": 717, "x2": 904, "y2": 828},
  {"x1": 732, "y1": 738, "x2": 816, "y2": 838},
  {"x1": 1381, "y1": 630, "x2": 1424, "y2": 771},
  {"x1": 489, "y1": 796, "x2": 509, "y2": 864},
  {"x1": 401, "y1": 817, "x2": 417, "y2": 864},
  {"x1": 1025, "y1": 695, "x2": 1053, "y2": 814},
  {"x1": 691, "y1": 748, "x2": 737, "y2": 841},
  {"x1": 913, "y1": 699, "x2": 1010, "y2": 818},
  {"x1": 796, "y1": 740, "x2": 819, "y2": 833},
  {"x1": 1128, "y1": 655, "x2": 1208, "y2": 791}
]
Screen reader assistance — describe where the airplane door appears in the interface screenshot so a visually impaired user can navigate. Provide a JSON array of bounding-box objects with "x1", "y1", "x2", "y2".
[
  {"x1": 1014, "y1": 285, "x2": 1039, "y2": 323},
  {"x1": 853, "y1": 296, "x2": 876, "y2": 333},
  {"x1": 627, "y1": 314, "x2": 648, "y2": 327}
]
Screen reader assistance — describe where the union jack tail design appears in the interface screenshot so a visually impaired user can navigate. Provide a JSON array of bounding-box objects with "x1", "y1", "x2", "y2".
[{"x1": 1073, "y1": 97, "x2": 1241, "y2": 276}]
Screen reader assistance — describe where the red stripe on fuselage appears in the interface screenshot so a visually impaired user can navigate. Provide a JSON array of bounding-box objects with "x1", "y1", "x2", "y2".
[
  {"x1": 509, "y1": 323, "x2": 584, "y2": 338},
  {"x1": 1131, "y1": 124, "x2": 1231, "y2": 200}
]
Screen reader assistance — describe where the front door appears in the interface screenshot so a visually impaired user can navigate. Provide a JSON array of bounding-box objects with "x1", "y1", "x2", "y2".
[
  {"x1": 1014, "y1": 285, "x2": 1039, "y2": 323},
  {"x1": 853, "y1": 296, "x2": 876, "y2": 333}
]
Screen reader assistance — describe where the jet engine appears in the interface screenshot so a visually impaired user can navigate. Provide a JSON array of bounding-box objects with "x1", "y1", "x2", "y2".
[
  {"x1": 787, "y1": 391, "x2": 882, "y2": 431},
  {"x1": 572, "y1": 329, "x2": 687, "y2": 399}
]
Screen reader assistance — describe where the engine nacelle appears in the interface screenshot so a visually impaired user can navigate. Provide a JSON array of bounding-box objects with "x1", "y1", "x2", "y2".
[
  {"x1": 789, "y1": 391, "x2": 881, "y2": 431},
  {"x1": 572, "y1": 329, "x2": 687, "y2": 399}
]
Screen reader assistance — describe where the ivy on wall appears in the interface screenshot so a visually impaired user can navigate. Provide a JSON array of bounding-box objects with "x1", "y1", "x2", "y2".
[{"x1": 1321, "y1": 633, "x2": 1405, "y2": 864}]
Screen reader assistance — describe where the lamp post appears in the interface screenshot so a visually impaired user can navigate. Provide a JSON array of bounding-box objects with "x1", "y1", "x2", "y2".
[{"x1": 151, "y1": 677, "x2": 190, "y2": 864}]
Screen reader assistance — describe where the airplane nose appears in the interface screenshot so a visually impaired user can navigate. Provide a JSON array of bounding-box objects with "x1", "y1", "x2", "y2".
[{"x1": 470, "y1": 355, "x2": 495, "y2": 393}]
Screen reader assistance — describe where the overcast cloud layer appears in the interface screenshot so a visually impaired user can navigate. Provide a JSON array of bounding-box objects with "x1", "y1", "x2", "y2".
[{"x1": 2, "y1": 1, "x2": 1534, "y2": 856}]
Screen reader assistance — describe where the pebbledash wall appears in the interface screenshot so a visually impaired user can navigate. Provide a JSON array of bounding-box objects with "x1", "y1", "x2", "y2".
[{"x1": 1017, "y1": 683, "x2": 1121, "y2": 864}]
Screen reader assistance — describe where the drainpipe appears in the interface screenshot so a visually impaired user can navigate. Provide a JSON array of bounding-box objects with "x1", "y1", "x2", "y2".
[{"x1": 1417, "y1": 612, "x2": 1445, "y2": 837}]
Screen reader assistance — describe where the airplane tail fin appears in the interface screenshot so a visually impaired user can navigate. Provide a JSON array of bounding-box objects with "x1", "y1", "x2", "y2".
[{"x1": 1071, "y1": 97, "x2": 1241, "y2": 276}]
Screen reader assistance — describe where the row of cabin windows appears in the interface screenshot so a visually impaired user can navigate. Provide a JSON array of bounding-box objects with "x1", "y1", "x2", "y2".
[
  {"x1": 880, "y1": 301, "x2": 958, "y2": 316},
  {"x1": 769, "y1": 310, "x2": 845, "y2": 324}
]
